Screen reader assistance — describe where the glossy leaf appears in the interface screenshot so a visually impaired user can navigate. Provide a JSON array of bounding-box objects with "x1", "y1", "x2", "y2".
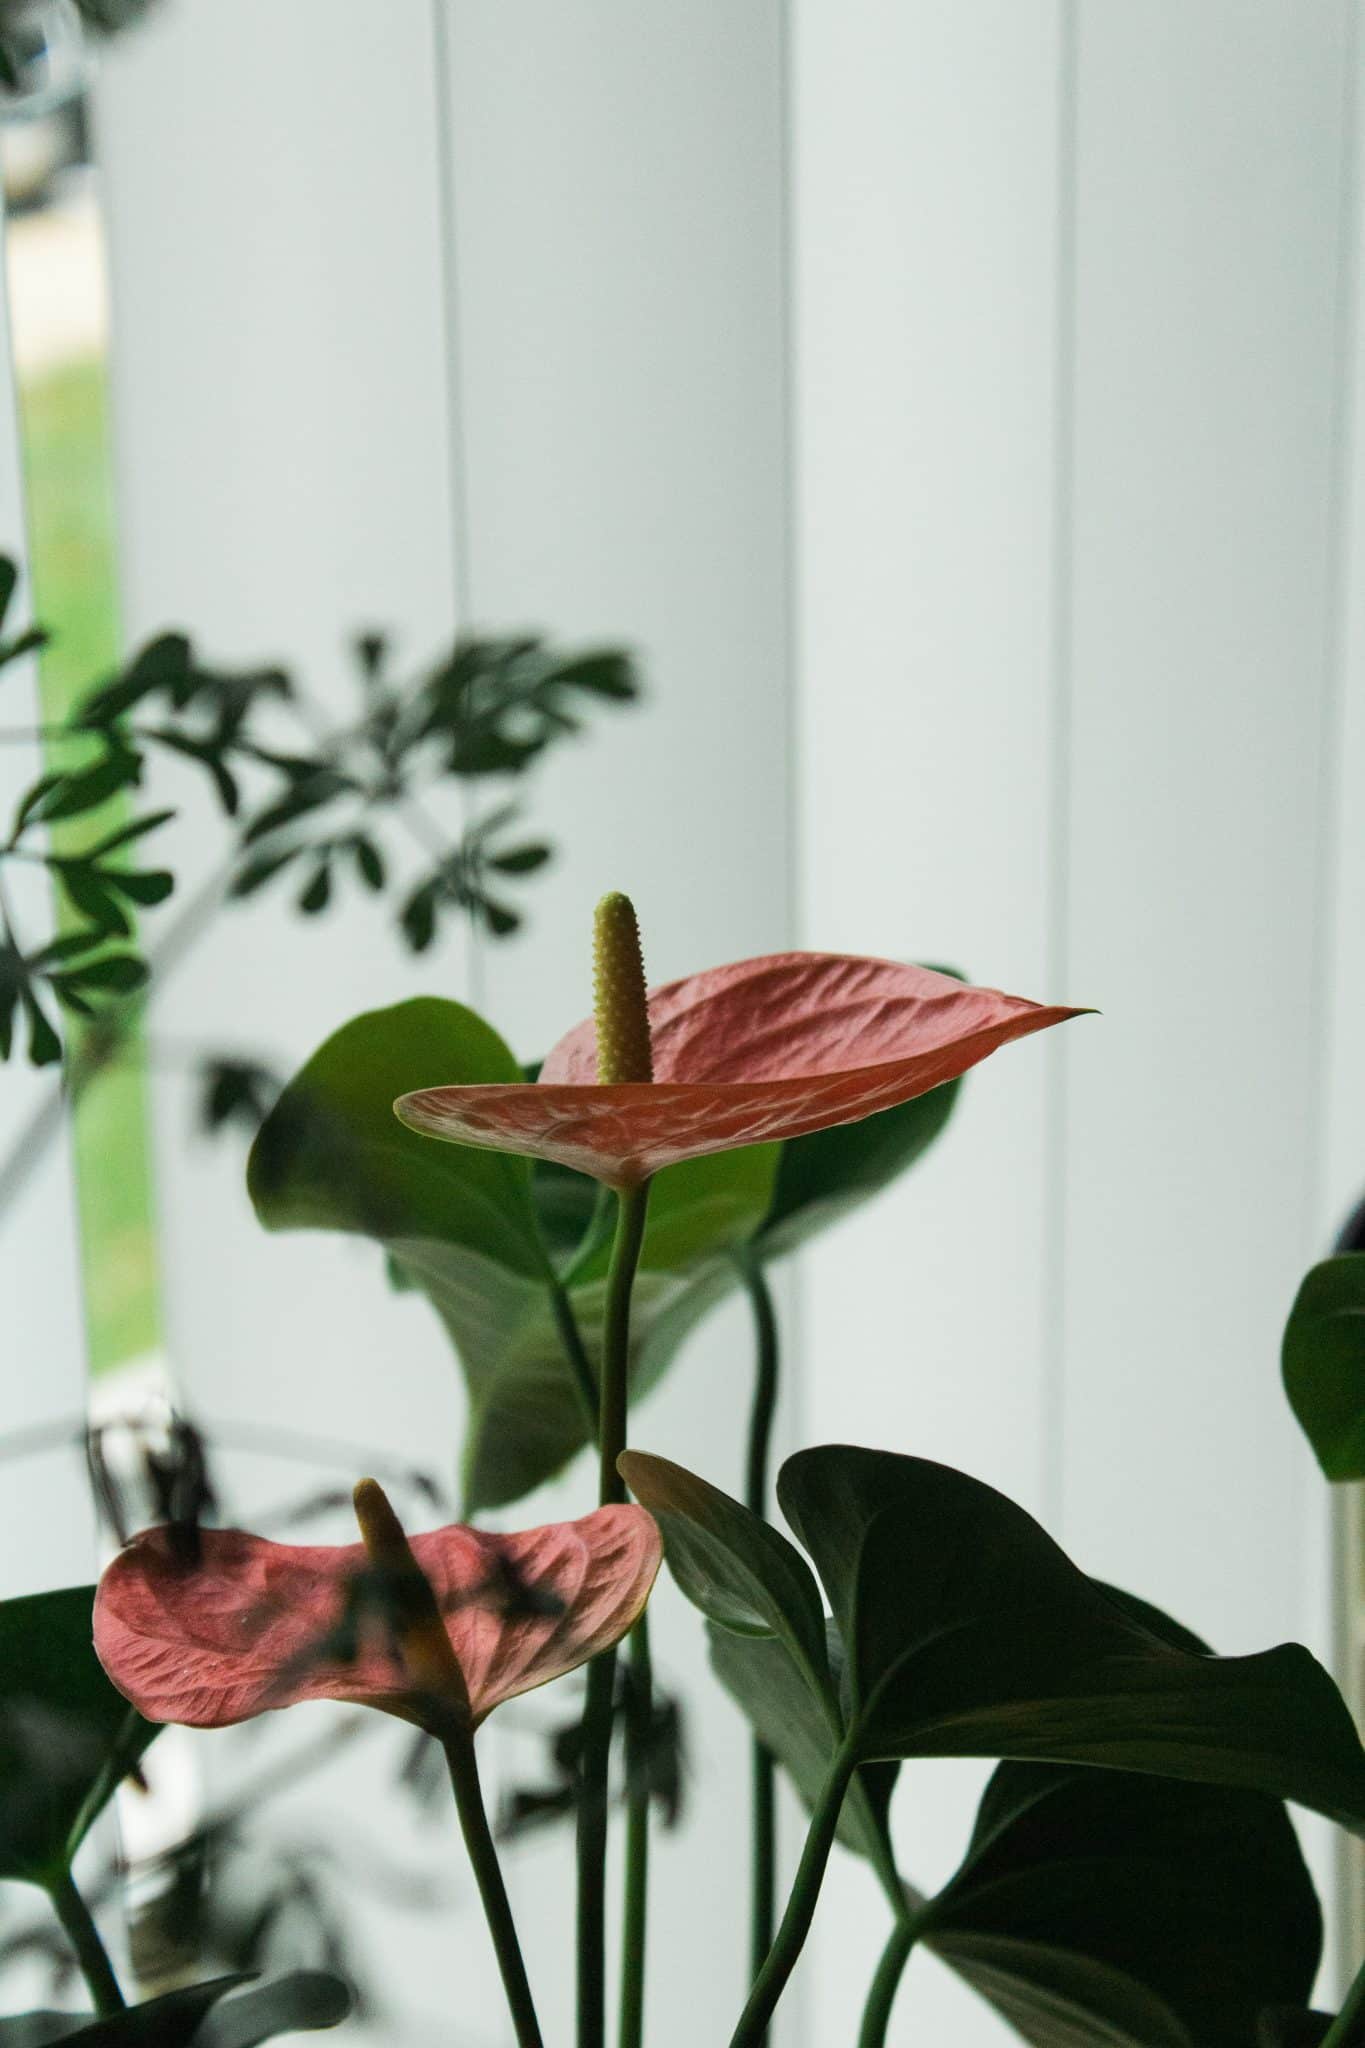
[
  {"x1": 707, "y1": 1622, "x2": 898, "y2": 1878},
  {"x1": 778, "y1": 1446, "x2": 1365, "y2": 1830},
  {"x1": 399, "y1": 954, "x2": 1083, "y2": 1185},
  {"x1": 630, "y1": 1443, "x2": 1365, "y2": 1830},
  {"x1": 95, "y1": 1505, "x2": 659, "y2": 1731},
  {"x1": 618, "y1": 1452, "x2": 830, "y2": 1688},
  {"x1": 1282, "y1": 1254, "x2": 1365, "y2": 1481},
  {"x1": 704, "y1": 1548, "x2": 1325, "y2": 2048},
  {"x1": 0, "y1": 1587, "x2": 158, "y2": 1885},
  {"x1": 250, "y1": 999, "x2": 777, "y2": 1510},
  {"x1": 922, "y1": 1760, "x2": 1322, "y2": 2048},
  {"x1": 0, "y1": 1972, "x2": 350, "y2": 2047}
]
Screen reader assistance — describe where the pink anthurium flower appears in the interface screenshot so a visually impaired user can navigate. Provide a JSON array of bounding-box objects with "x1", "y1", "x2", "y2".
[
  {"x1": 94, "y1": 1481, "x2": 661, "y2": 1735},
  {"x1": 396, "y1": 950, "x2": 1086, "y2": 1187}
]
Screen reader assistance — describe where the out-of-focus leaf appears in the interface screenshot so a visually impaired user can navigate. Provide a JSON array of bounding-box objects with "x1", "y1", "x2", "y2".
[
  {"x1": 1283, "y1": 1254, "x2": 1365, "y2": 1481},
  {"x1": 0, "y1": 1970, "x2": 350, "y2": 2047},
  {"x1": 0, "y1": 1586, "x2": 158, "y2": 1885}
]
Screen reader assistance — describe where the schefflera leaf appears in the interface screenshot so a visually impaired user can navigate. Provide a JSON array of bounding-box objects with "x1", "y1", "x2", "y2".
[
  {"x1": 620, "y1": 1447, "x2": 1365, "y2": 1832},
  {"x1": 0, "y1": 1586, "x2": 158, "y2": 1887},
  {"x1": 248, "y1": 998, "x2": 778, "y2": 1511},
  {"x1": 1282, "y1": 1253, "x2": 1365, "y2": 1482},
  {"x1": 0, "y1": 1969, "x2": 351, "y2": 2047}
]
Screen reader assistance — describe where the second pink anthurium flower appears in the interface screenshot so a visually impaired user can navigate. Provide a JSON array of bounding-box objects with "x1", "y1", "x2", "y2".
[
  {"x1": 94, "y1": 1482, "x2": 661, "y2": 1735},
  {"x1": 396, "y1": 946, "x2": 1087, "y2": 1187}
]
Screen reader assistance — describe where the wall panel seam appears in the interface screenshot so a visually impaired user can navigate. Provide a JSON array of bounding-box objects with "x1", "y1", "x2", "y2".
[{"x1": 1042, "y1": 0, "x2": 1080, "y2": 1544}]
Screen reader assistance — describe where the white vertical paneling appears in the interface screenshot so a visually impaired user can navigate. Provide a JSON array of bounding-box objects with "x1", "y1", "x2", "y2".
[
  {"x1": 437, "y1": 6, "x2": 792, "y2": 2041},
  {"x1": 792, "y1": 5, "x2": 1064, "y2": 2041},
  {"x1": 1056, "y1": 2, "x2": 1353, "y2": 1989},
  {"x1": 0, "y1": 206, "x2": 95, "y2": 1597},
  {"x1": 1321, "y1": 0, "x2": 1365, "y2": 1972},
  {"x1": 94, "y1": 7, "x2": 488, "y2": 2039},
  {"x1": 1058, "y1": 3, "x2": 1349, "y2": 1646}
]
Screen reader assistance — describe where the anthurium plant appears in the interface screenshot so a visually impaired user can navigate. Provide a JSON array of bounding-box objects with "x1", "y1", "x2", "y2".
[{"x1": 5, "y1": 890, "x2": 1364, "y2": 2046}]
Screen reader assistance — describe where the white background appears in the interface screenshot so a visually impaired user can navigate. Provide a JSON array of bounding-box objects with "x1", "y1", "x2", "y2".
[{"x1": 3, "y1": 2, "x2": 1364, "y2": 2042}]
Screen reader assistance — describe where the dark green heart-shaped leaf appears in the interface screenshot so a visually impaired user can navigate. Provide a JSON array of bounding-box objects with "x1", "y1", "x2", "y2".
[
  {"x1": 1282, "y1": 1255, "x2": 1365, "y2": 1482},
  {"x1": 0, "y1": 1972, "x2": 350, "y2": 2047},
  {"x1": 0, "y1": 1587, "x2": 158, "y2": 1886},
  {"x1": 920, "y1": 1760, "x2": 1321, "y2": 2048},
  {"x1": 707, "y1": 1621, "x2": 899, "y2": 1881},
  {"x1": 778, "y1": 1446, "x2": 1365, "y2": 1830},
  {"x1": 250, "y1": 1001, "x2": 777, "y2": 1510},
  {"x1": 619, "y1": 1451, "x2": 830, "y2": 1688}
]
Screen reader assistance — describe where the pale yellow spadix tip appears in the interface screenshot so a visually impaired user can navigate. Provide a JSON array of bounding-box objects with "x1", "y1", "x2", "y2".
[
  {"x1": 353, "y1": 1477, "x2": 409, "y2": 1565},
  {"x1": 593, "y1": 891, "x2": 654, "y2": 1085}
]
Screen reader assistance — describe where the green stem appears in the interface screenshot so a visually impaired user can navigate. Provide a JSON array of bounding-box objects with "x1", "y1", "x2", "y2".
[
  {"x1": 858, "y1": 1913, "x2": 919, "y2": 2048},
  {"x1": 736, "y1": 1249, "x2": 780, "y2": 1991},
  {"x1": 548, "y1": 1272, "x2": 600, "y2": 1430},
  {"x1": 1322, "y1": 1956, "x2": 1365, "y2": 2048},
  {"x1": 739, "y1": 1251, "x2": 779, "y2": 1519},
  {"x1": 442, "y1": 1722, "x2": 544, "y2": 2048},
  {"x1": 598, "y1": 1182, "x2": 651, "y2": 1507},
  {"x1": 729, "y1": 1744, "x2": 857, "y2": 2048},
  {"x1": 46, "y1": 1869, "x2": 124, "y2": 2016},
  {"x1": 577, "y1": 1179, "x2": 652, "y2": 2048},
  {"x1": 618, "y1": 1613, "x2": 653, "y2": 2048}
]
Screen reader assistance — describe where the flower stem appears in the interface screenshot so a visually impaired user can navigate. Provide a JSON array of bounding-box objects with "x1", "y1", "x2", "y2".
[
  {"x1": 618, "y1": 1612, "x2": 653, "y2": 2048},
  {"x1": 598, "y1": 1183, "x2": 651, "y2": 1508},
  {"x1": 548, "y1": 1272, "x2": 600, "y2": 1430},
  {"x1": 728, "y1": 1744, "x2": 857, "y2": 2048},
  {"x1": 46, "y1": 1869, "x2": 124, "y2": 2016},
  {"x1": 1321, "y1": 1957, "x2": 1365, "y2": 2048},
  {"x1": 442, "y1": 1722, "x2": 544, "y2": 2048},
  {"x1": 858, "y1": 1913, "x2": 919, "y2": 2048},
  {"x1": 735, "y1": 1248, "x2": 780, "y2": 1991},
  {"x1": 577, "y1": 1178, "x2": 652, "y2": 2048}
]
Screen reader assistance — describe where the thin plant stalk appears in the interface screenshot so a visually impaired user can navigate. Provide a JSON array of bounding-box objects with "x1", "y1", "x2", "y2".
[
  {"x1": 548, "y1": 1272, "x2": 601, "y2": 1429},
  {"x1": 736, "y1": 1247, "x2": 780, "y2": 1988},
  {"x1": 858, "y1": 1914, "x2": 919, "y2": 2048},
  {"x1": 577, "y1": 1179, "x2": 651, "y2": 2048},
  {"x1": 728, "y1": 1744, "x2": 857, "y2": 2048},
  {"x1": 46, "y1": 1869, "x2": 124, "y2": 2016},
  {"x1": 618, "y1": 1613, "x2": 653, "y2": 2048},
  {"x1": 442, "y1": 1722, "x2": 544, "y2": 2048}
]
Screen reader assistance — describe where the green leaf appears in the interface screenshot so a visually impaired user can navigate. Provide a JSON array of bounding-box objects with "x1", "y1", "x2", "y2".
[
  {"x1": 707, "y1": 1621, "x2": 898, "y2": 1878},
  {"x1": 920, "y1": 1760, "x2": 1322, "y2": 2048},
  {"x1": 249, "y1": 1000, "x2": 777, "y2": 1510},
  {"x1": 1282, "y1": 1254, "x2": 1365, "y2": 1481},
  {"x1": 0, "y1": 1971, "x2": 350, "y2": 2047},
  {"x1": 0, "y1": 1587, "x2": 158, "y2": 1885},
  {"x1": 619, "y1": 1451, "x2": 830, "y2": 1684},
  {"x1": 777, "y1": 1446, "x2": 1365, "y2": 1831}
]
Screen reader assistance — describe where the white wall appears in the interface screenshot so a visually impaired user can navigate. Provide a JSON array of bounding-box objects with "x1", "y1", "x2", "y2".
[
  {"x1": 795, "y1": 3, "x2": 1360, "y2": 2038},
  {"x1": 0, "y1": 0, "x2": 1358, "y2": 2042},
  {"x1": 93, "y1": 3, "x2": 791, "y2": 2043}
]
